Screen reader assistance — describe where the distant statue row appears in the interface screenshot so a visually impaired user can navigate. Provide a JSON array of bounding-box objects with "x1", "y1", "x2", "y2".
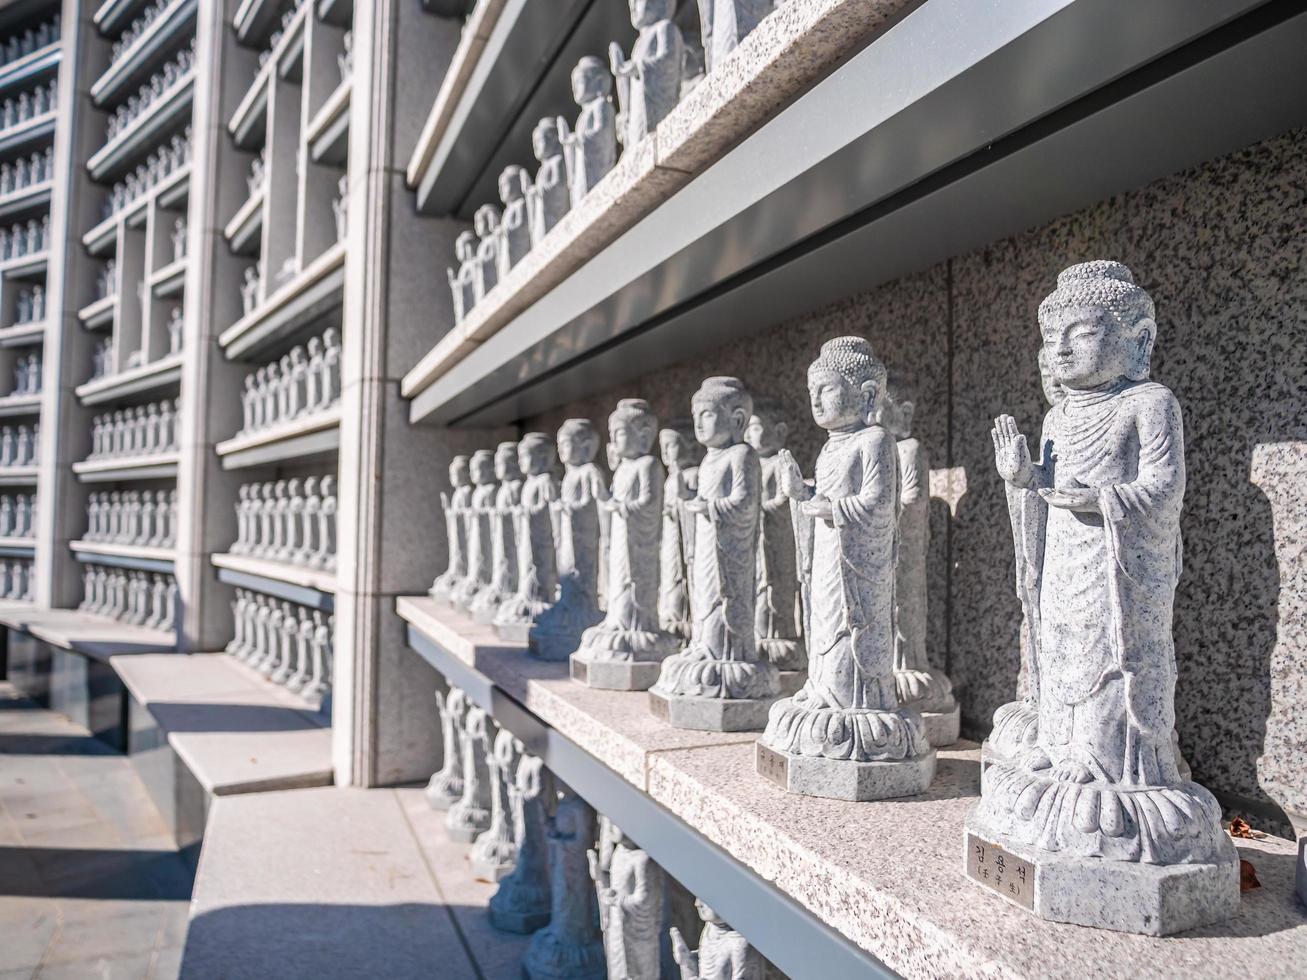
[
  {"x1": 0, "y1": 80, "x2": 57, "y2": 133},
  {"x1": 0, "y1": 15, "x2": 58, "y2": 66},
  {"x1": 103, "y1": 131, "x2": 192, "y2": 220},
  {"x1": 0, "y1": 558, "x2": 32, "y2": 601},
  {"x1": 0, "y1": 147, "x2": 53, "y2": 198},
  {"x1": 79, "y1": 564, "x2": 178, "y2": 632},
  {"x1": 0, "y1": 215, "x2": 50, "y2": 260},
  {"x1": 84, "y1": 490, "x2": 179, "y2": 549},
  {"x1": 89, "y1": 337, "x2": 114, "y2": 382},
  {"x1": 4, "y1": 351, "x2": 40, "y2": 397},
  {"x1": 225, "y1": 590, "x2": 332, "y2": 710},
  {"x1": 446, "y1": 0, "x2": 781, "y2": 324},
  {"x1": 257, "y1": 0, "x2": 312, "y2": 69},
  {"x1": 0, "y1": 492, "x2": 36, "y2": 538},
  {"x1": 231, "y1": 476, "x2": 338, "y2": 571},
  {"x1": 95, "y1": 260, "x2": 117, "y2": 301},
  {"x1": 104, "y1": 40, "x2": 195, "y2": 142},
  {"x1": 427, "y1": 683, "x2": 775, "y2": 979},
  {"x1": 237, "y1": 328, "x2": 341, "y2": 436},
  {"x1": 87, "y1": 399, "x2": 181, "y2": 460},
  {"x1": 108, "y1": 0, "x2": 178, "y2": 66},
  {"x1": 13, "y1": 284, "x2": 44, "y2": 325},
  {"x1": 0, "y1": 423, "x2": 38, "y2": 467}
]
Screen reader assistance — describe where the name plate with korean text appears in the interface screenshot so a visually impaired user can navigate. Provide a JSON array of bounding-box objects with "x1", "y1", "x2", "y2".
[{"x1": 966, "y1": 833, "x2": 1034, "y2": 910}]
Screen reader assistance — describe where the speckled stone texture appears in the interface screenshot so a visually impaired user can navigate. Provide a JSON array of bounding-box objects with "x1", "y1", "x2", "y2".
[{"x1": 523, "y1": 128, "x2": 1307, "y2": 837}]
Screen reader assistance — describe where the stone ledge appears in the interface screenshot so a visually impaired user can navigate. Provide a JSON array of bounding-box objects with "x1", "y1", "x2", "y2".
[
  {"x1": 180, "y1": 786, "x2": 522, "y2": 980},
  {"x1": 113, "y1": 652, "x2": 331, "y2": 796},
  {"x1": 0, "y1": 606, "x2": 177, "y2": 661},
  {"x1": 398, "y1": 595, "x2": 1307, "y2": 978}
]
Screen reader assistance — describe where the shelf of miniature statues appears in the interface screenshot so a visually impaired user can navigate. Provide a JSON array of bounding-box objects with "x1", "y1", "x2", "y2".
[
  {"x1": 215, "y1": 561, "x2": 334, "y2": 615},
  {"x1": 82, "y1": 156, "x2": 193, "y2": 255},
  {"x1": 212, "y1": 553, "x2": 335, "y2": 597},
  {"x1": 215, "y1": 405, "x2": 340, "y2": 470},
  {"x1": 0, "y1": 536, "x2": 34, "y2": 557},
  {"x1": 221, "y1": 592, "x2": 334, "y2": 711},
  {"x1": 73, "y1": 563, "x2": 180, "y2": 646},
  {"x1": 95, "y1": 0, "x2": 152, "y2": 36},
  {"x1": 315, "y1": 0, "x2": 351, "y2": 30},
  {"x1": 0, "y1": 180, "x2": 51, "y2": 221},
  {"x1": 86, "y1": 68, "x2": 194, "y2": 182},
  {"x1": 148, "y1": 256, "x2": 186, "y2": 298},
  {"x1": 304, "y1": 77, "x2": 349, "y2": 167},
  {"x1": 219, "y1": 240, "x2": 345, "y2": 360},
  {"x1": 0, "y1": 394, "x2": 40, "y2": 418},
  {"x1": 70, "y1": 541, "x2": 175, "y2": 574},
  {"x1": 407, "y1": 0, "x2": 635, "y2": 215},
  {"x1": 0, "y1": 319, "x2": 45, "y2": 347},
  {"x1": 228, "y1": 2, "x2": 310, "y2": 149},
  {"x1": 399, "y1": 598, "x2": 1307, "y2": 978},
  {"x1": 75, "y1": 352, "x2": 183, "y2": 406},
  {"x1": 214, "y1": 473, "x2": 338, "y2": 598},
  {"x1": 0, "y1": 111, "x2": 55, "y2": 158},
  {"x1": 90, "y1": 0, "x2": 198, "y2": 108},
  {"x1": 0, "y1": 468, "x2": 37, "y2": 486},
  {"x1": 77, "y1": 294, "x2": 117, "y2": 330},
  {"x1": 0, "y1": 44, "x2": 59, "y2": 100},
  {"x1": 403, "y1": 0, "x2": 1307, "y2": 426},
  {"x1": 222, "y1": 186, "x2": 264, "y2": 256},
  {"x1": 0, "y1": 249, "x2": 48, "y2": 281},
  {"x1": 72, "y1": 453, "x2": 178, "y2": 482}
]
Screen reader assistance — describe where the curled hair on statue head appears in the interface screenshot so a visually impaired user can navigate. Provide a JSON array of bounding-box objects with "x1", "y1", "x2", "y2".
[{"x1": 1039, "y1": 261, "x2": 1157, "y2": 381}]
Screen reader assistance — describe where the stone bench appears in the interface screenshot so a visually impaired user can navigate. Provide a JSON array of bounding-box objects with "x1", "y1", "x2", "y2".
[
  {"x1": 112, "y1": 652, "x2": 332, "y2": 853},
  {"x1": 180, "y1": 785, "x2": 530, "y2": 979},
  {"x1": 0, "y1": 605, "x2": 176, "y2": 748}
]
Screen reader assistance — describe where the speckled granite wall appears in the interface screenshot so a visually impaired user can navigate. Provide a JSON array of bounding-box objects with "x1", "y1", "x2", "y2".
[{"x1": 521, "y1": 127, "x2": 1307, "y2": 836}]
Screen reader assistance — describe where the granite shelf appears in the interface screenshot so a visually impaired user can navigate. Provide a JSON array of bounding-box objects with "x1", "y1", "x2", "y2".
[
  {"x1": 0, "y1": 606, "x2": 176, "y2": 661},
  {"x1": 70, "y1": 539, "x2": 176, "y2": 574},
  {"x1": 86, "y1": 71, "x2": 195, "y2": 182},
  {"x1": 0, "y1": 251, "x2": 48, "y2": 281},
  {"x1": 397, "y1": 596, "x2": 1307, "y2": 980},
  {"x1": 82, "y1": 164, "x2": 193, "y2": 255},
  {"x1": 0, "y1": 111, "x2": 56, "y2": 156},
  {"x1": 315, "y1": 0, "x2": 352, "y2": 29},
  {"x1": 214, "y1": 405, "x2": 340, "y2": 469},
  {"x1": 94, "y1": 0, "x2": 153, "y2": 36},
  {"x1": 77, "y1": 295, "x2": 117, "y2": 329},
  {"x1": 305, "y1": 78, "x2": 349, "y2": 167},
  {"x1": 0, "y1": 181, "x2": 52, "y2": 222},
  {"x1": 213, "y1": 553, "x2": 334, "y2": 613},
  {"x1": 75, "y1": 352, "x2": 183, "y2": 405},
  {"x1": 0, "y1": 393, "x2": 42, "y2": 418},
  {"x1": 72, "y1": 451, "x2": 180, "y2": 483},
  {"x1": 90, "y1": 0, "x2": 198, "y2": 107},
  {"x1": 0, "y1": 43, "x2": 60, "y2": 98},
  {"x1": 222, "y1": 186, "x2": 263, "y2": 255},
  {"x1": 211, "y1": 552, "x2": 336, "y2": 597},
  {"x1": 0, "y1": 321, "x2": 47, "y2": 346},
  {"x1": 149, "y1": 256, "x2": 187, "y2": 297},
  {"x1": 402, "y1": 0, "x2": 1307, "y2": 426},
  {"x1": 81, "y1": 215, "x2": 120, "y2": 255},
  {"x1": 0, "y1": 535, "x2": 35, "y2": 557},
  {"x1": 218, "y1": 240, "x2": 345, "y2": 360},
  {"x1": 0, "y1": 466, "x2": 38, "y2": 486}
]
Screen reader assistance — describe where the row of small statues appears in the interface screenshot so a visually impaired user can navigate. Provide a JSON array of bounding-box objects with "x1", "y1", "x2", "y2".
[
  {"x1": 0, "y1": 16, "x2": 58, "y2": 66},
  {"x1": 87, "y1": 399, "x2": 181, "y2": 459},
  {"x1": 108, "y1": 0, "x2": 181, "y2": 66},
  {"x1": 95, "y1": 259, "x2": 116, "y2": 301},
  {"x1": 83, "y1": 490, "x2": 179, "y2": 549},
  {"x1": 104, "y1": 40, "x2": 195, "y2": 142},
  {"x1": 0, "y1": 493, "x2": 36, "y2": 538},
  {"x1": 237, "y1": 327, "x2": 342, "y2": 435},
  {"x1": 88, "y1": 337, "x2": 115, "y2": 382},
  {"x1": 0, "y1": 147, "x2": 53, "y2": 197},
  {"x1": 427, "y1": 685, "x2": 777, "y2": 979},
  {"x1": 0, "y1": 558, "x2": 32, "y2": 601},
  {"x1": 4, "y1": 351, "x2": 40, "y2": 397},
  {"x1": 257, "y1": 0, "x2": 311, "y2": 69},
  {"x1": 102, "y1": 131, "x2": 192, "y2": 220},
  {"x1": 225, "y1": 590, "x2": 333, "y2": 709},
  {"x1": 0, "y1": 82, "x2": 57, "y2": 133},
  {"x1": 231, "y1": 476, "x2": 338, "y2": 571},
  {"x1": 12, "y1": 285, "x2": 44, "y2": 325},
  {"x1": 445, "y1": 0, "x2": 777, "y2": 324},
  {"x1": 0, "y1": 423, "x2": 38, "y2": 467},
  {"x1": 0, "y1": 215, "x2": 50, "y2": 260},
  {"x1": 78, "y1": 564, "x2": 178, "y2": 632},
  {"x1": 434, "y1": 261, "x2": 1240, "y2": 936},
  {"x1": 98, "y1": 305, "x2": 184, "y2": 382}
]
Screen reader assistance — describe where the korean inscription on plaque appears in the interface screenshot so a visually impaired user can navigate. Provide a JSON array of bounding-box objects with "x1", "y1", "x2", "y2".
[{"x1": 966, "y1": 833, "x2": 1034, "y2": 910}]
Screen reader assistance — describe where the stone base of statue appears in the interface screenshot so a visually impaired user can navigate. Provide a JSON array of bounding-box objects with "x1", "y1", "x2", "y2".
[
  {"x1": 647, "y1": 690, "x2": 777, "y2": 732},
  {"x1": 759, "y1": 636, "x2": 806, "y2": 673},
  {"x1": 896, "y1": 667, "x2": 960, "y2": 747},
  {"x1": 469, "y1": 585, "x2": 508, "y2": 624},
  {"x1": 962, "y1": 808, "x2": 1239, "y2": 936},
  {"x1": 569, "y1": 653, "x2": 663, "y2": 690},
  {"x1": 570, "y1": 623, "x2": 677, "y2": 691},
  {"x1": 756, "y1": 740, "x2": 935, "y2": 801},
  {"x1": 469, "y1": 835, "x2": 517, "y2": 883},
  {"x1": 425, "y1": 770, "x2": 462, "y2": 810},
  {"x1": 449, "y1": 578, "x2": 481, "y2": 612},
  {"x1": 521, "y1": 925, "x2": 605, "y2": 980},
  {"x1": 489, "y1": 881, "x2": 551, "y2": 934},
  {"x1": 649, "y1": 652, "x2": 781, "y2": 732},
  {"x1": 446, "y1": 804, "x2": 491, "y2": 844},
  {"x1": 920, "y1": 705, "x2": 960, "y2": 747},
  {"x1": 429, "y1": 569, "x2": 460, "y2": 603}
]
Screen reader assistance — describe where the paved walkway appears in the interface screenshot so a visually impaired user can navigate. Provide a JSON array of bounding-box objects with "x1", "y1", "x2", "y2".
[{"x1": 0, "y1": 682, "x2": 194, "y2": 979}]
